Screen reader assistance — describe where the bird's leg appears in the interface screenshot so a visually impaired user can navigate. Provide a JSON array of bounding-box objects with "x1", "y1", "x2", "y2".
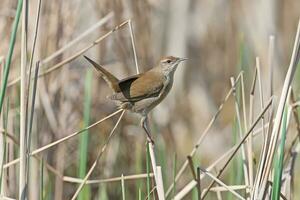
[{"x1": 141, "y1": 116, "x2": 155, "y2": 144}]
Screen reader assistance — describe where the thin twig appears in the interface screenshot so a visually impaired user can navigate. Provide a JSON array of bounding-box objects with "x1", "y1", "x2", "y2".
[
  {"x1": 199, "y1": 167, "x2": 245, "y2": 200},
  {"x1": 70, "y1": 110, "x2": 125, "y2": 200},
  {"x1": 7, "y1": 19, "x2": 129, "y2": 87},
  {"x1": 230, "y1": 77, "x2": 250, "y2": 193},
  {"x1": 3, "y1": 109, "x2": 123, "y2": 169},
  {"x1": 63, "y1": 173, "x2": 154, "y2": 184},
  {"x1": 128, "y1": 19, "x2": 139, "y2": 74},
  {"x1": 41, "y1": 12, "x2": 113, "y2": 65},
  {"x1": 201, "y1": 98, "x2": 273, "y2": 199},
  {"x1": 165, "y1": 72, "x2": 242, "y2": 197},
  {"x1": 256, "y1": 19, "x2": 300, "y2": 199}
]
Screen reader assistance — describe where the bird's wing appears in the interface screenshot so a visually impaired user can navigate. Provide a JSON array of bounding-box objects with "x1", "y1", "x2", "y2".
[{"x1": 109, "y1": 71, "x2": 164, "y2": 102}]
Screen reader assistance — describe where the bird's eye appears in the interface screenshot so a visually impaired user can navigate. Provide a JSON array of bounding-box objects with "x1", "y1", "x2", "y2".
[{"x1": 166, "y1": 59, "x2": 171, "y2": 63}]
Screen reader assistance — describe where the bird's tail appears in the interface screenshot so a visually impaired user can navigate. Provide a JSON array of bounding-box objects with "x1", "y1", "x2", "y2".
[{"x1": 84, "y1": 56, "x2": 120, "y2": 92}]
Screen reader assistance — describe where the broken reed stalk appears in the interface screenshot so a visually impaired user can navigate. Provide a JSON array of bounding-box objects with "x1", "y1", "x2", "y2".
[
  {"x1": 247, "y1": 68, "x2": 257, "y2": 189},
  {"x1": 252, "y1": 57, "x2": 271, "y2": 198},
  {"x1": 268, "y1": 35, "x2": 275, "y2": 102},
  {"x1": 200, "y1": 97, "x2": 272, "y2": 199},
  {"x1": 240, "y1": 72, "x2": 252, "y2": 194},
  {"x1": 254, "y1": 19, "x2": 300, "y2": 200},
  {"x1": 70, "y1": 110, "x2": 125, "y2": 200},
  {"x1": 230, "y1": 77, "x2": 250, "y2": 195},
  {"x1": 198, "y1": 168, "x2": 245, "y2": 200},
  {"x1": 148, "y1": 143, "x2": 165, "y2": 200},
  {"x1": 165, "y1": 72, "x2": 242, "y2": 197},
  {"x1": 173, "y1": 130, "x2": 261, "y2": 199}
]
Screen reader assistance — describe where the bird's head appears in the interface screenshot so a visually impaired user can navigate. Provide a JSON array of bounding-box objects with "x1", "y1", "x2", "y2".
[{"x1": 158, "y1": 56, "x2": 187, "y2": 76}]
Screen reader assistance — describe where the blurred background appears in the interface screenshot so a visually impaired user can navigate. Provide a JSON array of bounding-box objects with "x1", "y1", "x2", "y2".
[{"x1": 1, "y1": 0, "x2": 300, "y2": 199}]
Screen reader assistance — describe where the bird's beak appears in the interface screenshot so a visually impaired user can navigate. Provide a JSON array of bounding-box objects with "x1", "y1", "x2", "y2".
[{"x1": 178, "y1": 57, "x2": 188, "y2": 62}]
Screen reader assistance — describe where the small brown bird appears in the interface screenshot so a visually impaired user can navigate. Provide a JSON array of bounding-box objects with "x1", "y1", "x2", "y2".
[{"x1": 84, "y1": 55, "x2": 187, "y2": 143}]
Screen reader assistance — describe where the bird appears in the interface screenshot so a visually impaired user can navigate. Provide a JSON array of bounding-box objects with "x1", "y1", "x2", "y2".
[{"x1": 84, "y1": 55, "x2": 187, "y2": 143}]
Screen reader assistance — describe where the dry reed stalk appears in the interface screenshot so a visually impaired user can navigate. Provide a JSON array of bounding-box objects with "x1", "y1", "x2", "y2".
[
  {"x1": 198, "y1": 167, "x2": 245, "y2": 200},
  {"x1": 168, "y1": 87, "x2": 270, "y2": 199},
  {"x1": 7, "y1": 18, "x2": 126, "y2": 87},
  {"x1": 41, "y1": 12, "x2": 113, "y2": 65},
  {"x1": 165, "y1": 72, "x2": 242, "y2": 197},
  {"x1": 0, "y1": 127, "x2": 67, "y2": 181},
  {"x1": 201, "y1": 98, "x2": 272, "y2": 199},
  {"x1": 63, "y1": 173, "x2": 154, "y2": 184},
  {"x1": 240, "y1": 73, "x2": 251, "y2": 190},
  {"x1": 268, "y1": 36, "x2": 275, "y2": 103},
  {"x1": 19, "y1": 0, "x2": 28, "y2": 198},
  {"x1": 148, "y1": 143, "x2": 165, "y2": 200},
  {"x1": 156, "y1": 166, "x2": 165, "y2": 199},
  {"x1": 251, "y1": 57, "x2": 271, "y2": 199},
  {"x1": 174, "y1": 171, "x2": 246, "y2": 200},
  {"x1": 284, "y1": 93, "x2": 300, "y2": 199},
  {"x1": 70, "y1": 110, "x2": 125, "y2": 200},
  {"x1": 171, "y1": 140, "x2": 240, "y2": 199},
  {"x1": 3, "y1": 109, "x2": 123, "y2": 169},
  {"x1": 254, "y1": 19, "x2": 300, "y2": 199},
  {"x1": 25, "y1": 1, "x2": 41, "y2": 197},
  {"x1": 205, "y1": 185, "x2": 248, "y2": 192},
  {"x1": 247, "y1": 68, "x2": 257, "y2": 190},
  {"x1": 230, "y1": 77, "x2": 250, "y2": 194},
  {"x1": 128, "y1": 19, "x2": 139, "y2": 74}
]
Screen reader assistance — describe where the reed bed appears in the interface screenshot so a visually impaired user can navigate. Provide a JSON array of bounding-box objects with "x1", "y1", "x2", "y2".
[{"x1": 1, "y1": 0, "x2": 300, "y2": 199}]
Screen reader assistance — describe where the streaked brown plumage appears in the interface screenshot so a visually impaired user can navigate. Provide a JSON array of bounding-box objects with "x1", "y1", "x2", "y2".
[{"x1": 84, "y1": 55, "x2": 186, "y2": 143}]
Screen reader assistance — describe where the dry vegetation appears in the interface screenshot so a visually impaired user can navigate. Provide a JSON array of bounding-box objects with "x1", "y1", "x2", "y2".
[{"x1": 1, "y1": 0, "x2": 300, "y2": 200}]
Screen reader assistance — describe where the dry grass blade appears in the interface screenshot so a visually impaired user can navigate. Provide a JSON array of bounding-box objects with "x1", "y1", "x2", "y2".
[
  {"x1": 41, "y1": 12, "x2": 113, "y2": 65},
  {"x1": 198, "y1": 167, "x2": 245, "y2": 200},
  {"x1": 205, "y1": 185, "x2": 247, "y2": 192},
  {"x1": 255, "y1": 19, "x2": 300, "y2": 199},
  {"x1": 247, "y1": 67, "x2": 257, "y2": 189},
  {"x1": 63, "y1": 173, "x2": 154, "y2": 184},
  {"x1": 171, "y1": 141, "x2": 242, "y2": 199},
  {"x1": 230, "y1": 77, "x2": 250, "y2": 193},
  {"x1": 156, "y1": 166, "x2": 165, "y2": 200},
  {"x1": 165, "y1": 72, "x2": 242, "y2": 197},
  {"x1": 128, "y1": 19, "x2": 139, "y2": 74},
  {"x1": 7, "y1": 19, "x2": 128, "y2": 87},
  {"x1": 201, "y1": 97, "x2": 272, "y2": 199},
  {"x1": 3, "y1": 109, "x2": 123, "y2": 169},
  {"x1": 148, "y1": 143, "x2": 165, "y2": 200},
  {"x1": 268, "y1": 35, "x2": 275, "y2": 99},
  {"x1": 70, "y1": 110, "x2": 125, "y2": 200}
]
